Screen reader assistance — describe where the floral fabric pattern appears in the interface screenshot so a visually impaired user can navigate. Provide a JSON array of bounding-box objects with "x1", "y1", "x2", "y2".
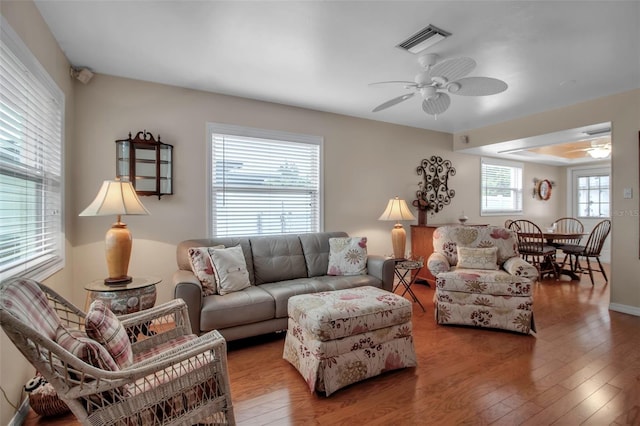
[
  {"x1": 287, "y1": 286, "x2": 412, "y2": 341},
  {"x1": 283, "y1": 287, "x2": 416, "y2": 395},
  {"x1": 187, "y1": 245, "x2": 224, "y2": 295},
  {"x1": 428, "y1": 226, "x2": 535, "y2": 335},
  {"x1": 327, "y1": 237, "x2": 368, "y2": 276}
]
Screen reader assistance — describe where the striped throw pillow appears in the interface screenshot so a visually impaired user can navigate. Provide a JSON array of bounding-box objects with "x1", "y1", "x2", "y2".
[
  {"x1": 85, "y1": 300, "x2": 133, "y2": 368},
  {"x1": 56, "y1": 325, "x2": 119, "y2": 371}
]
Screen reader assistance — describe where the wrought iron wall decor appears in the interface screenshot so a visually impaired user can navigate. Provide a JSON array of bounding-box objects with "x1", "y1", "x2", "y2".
[{"x1": 414, "y1": 156, "x2": 456, "y2": 214}]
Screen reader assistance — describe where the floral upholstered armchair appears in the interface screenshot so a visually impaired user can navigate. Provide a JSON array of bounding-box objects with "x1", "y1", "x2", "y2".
[{"x1": 427, "y1": 226, "x2": 538, "y2": 334}]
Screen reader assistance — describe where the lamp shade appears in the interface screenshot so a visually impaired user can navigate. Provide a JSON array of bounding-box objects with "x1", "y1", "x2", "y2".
[
  {"x1": 378, "y1": 197, "x2": 416, "y2": 222},
  {"x1": 79, "y1": 180, "x2": 149, "y2": 284},
  {"x1": 80, "y1": 180, "x2": 150, "y2": 217}
]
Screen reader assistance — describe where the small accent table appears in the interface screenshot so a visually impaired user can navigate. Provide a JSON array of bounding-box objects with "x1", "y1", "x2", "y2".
[
  {"x1": 85, "y1": 276, "x2": 161, "y2": 340},
  {"x1": 85, "y1": 276, "x2": 161, "y2": 314},
  {"x1": 393, "y1": 259, "x2": 426, "y2": 312}
]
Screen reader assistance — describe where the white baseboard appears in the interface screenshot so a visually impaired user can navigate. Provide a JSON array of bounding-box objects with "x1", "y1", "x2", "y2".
[
  {"x1": 609, "y1": 303, "x2": 640, "y2": 317},
  {"x1": 8, "y1": 397, "x2": 29, "y2": 426}
]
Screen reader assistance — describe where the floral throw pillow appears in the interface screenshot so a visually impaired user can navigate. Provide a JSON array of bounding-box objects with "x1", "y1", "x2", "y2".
[
  {"x1": 85, "y1": 300, "x2": 133, "y2": 368},
  {"x1": 188, "y1": 245, "x2": 224, "y2": 295},
  {"x1": 327, "y1": 237, "x2": 368, "y2": 276},
  {"x1": 456, "y1": 246, "x2": 499, "y2": 270}
]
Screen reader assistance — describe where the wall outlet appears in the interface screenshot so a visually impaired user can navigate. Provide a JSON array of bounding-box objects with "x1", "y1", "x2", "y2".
[{"x1": 623, "y1": 188, "x2": 633, "y2": 199}]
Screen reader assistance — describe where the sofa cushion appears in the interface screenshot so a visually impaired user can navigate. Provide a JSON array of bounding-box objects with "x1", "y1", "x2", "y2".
[
  {"x1": 260, "y1": 275, "x2": 384, "y2": 318},
  {"x1": 436, "y1": 269, "x2": 532, "y2": 297},
  {"x1": 327, "y1": 237, "x2": 368, "y2": 276},
  {"x1": 251, "y1": 235, "x2": 308, "y2": 285},
  {"x1": 200, "y1": 286, "x2": 275, "y2": 330},
  {"x1": 298, "y1": 232, "x2": 349, "y2": 277},
  {"x1": 209, "y1": 246, "x2": 251, "y2": 295}
]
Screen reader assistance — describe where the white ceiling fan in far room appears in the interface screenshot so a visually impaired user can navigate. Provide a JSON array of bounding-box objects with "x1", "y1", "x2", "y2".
[{"x1": 369, "y1": 53, "x2": 508, "y2": 118}]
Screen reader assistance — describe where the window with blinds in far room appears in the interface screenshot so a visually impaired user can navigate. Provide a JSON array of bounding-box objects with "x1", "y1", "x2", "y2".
[
  {"x1": 480, "y1": 157, "x2": 523, "y2": 215},
  {"x1": 0, "y1": 18, "x2": 65, "y2": 281},
  {"x1": 208, "y1": 123, "x2": 322, "y2": 237}
]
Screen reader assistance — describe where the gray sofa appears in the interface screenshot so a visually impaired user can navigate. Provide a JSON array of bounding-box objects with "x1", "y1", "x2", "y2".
[{"x1": 173, "y1": 232, "x2": 395, "y2": 341}]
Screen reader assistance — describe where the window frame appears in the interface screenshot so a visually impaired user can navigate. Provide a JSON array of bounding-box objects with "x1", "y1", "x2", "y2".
[
  {"x1": 0, "y1": 17, "x2": 65, "y2": 282},
  {"x1": 480, "y1": 157, "x2": 523, "y2": 216},
  {"x1": 206, "y1": 122, "x2": 323, "y2": 237}
]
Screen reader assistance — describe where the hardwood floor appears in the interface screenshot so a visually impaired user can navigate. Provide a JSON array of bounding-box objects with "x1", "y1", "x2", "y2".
[{"x1": 24, "y1": 264, "x2": 640, "y2": 425}]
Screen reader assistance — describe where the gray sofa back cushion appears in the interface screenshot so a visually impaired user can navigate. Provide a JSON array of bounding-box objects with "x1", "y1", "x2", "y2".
[
  {"x1": 176, "y1": 238, "x2": 256, "y2": 285},
  {"x1": 250, "y1": 235, "x2": 307, "y2": 285},
  {"x1": 298, "y1": 231, "x2": 349, "y2": 277}
]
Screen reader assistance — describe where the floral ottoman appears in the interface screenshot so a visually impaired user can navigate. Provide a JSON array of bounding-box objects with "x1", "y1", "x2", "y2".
[{"x1": 283, "y1": 286, "x2": 416, "y2": 396}]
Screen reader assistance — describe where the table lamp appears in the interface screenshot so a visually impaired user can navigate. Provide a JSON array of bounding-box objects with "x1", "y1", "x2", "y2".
[
  {"x1": 379, "y1": 196, "x2": 416, "y2": 259},
  {"x1": 79, "y1": 180, "x2": 150, "y2": 284}
]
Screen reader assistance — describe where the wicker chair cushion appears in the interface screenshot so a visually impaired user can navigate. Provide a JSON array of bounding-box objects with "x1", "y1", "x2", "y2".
[
  {"x1": 56, "y1": 325, "x2": 119, "y2": 371},
  {"x1": 0, "y1": 277, "x2": 60, "y2": 340},
  {"x1": 85, "y1": 300, "x2": 133, "y2": 368}
]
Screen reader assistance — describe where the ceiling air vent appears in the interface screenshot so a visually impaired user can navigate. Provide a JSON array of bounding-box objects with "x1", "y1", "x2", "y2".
[
  {"x1": 583, "y1": 127, "x2": 611, "y2": 136},
  {"x1": 396, "y1": 24, "x2": 451, "y2": 54}
]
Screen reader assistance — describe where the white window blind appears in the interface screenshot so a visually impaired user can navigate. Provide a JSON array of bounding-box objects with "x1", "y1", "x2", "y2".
[
  {"x1": 0, "y1": 19, "x2": 64, "y2": 282},
  {"x1": 481, "y1": 158, "x2": 523, "y2": 215},
  {"x1": 208, "y1": 124, "x2": 322, "y2": 237}
]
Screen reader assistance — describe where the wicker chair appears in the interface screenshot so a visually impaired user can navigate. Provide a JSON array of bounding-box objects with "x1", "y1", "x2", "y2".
[
  {"x1": 0, "y1": 277, "x2": 235, "y2": 425},
  {"x1": 560, "y1": 219, "x2": 611, "y2": 285},
  {"x1": 509, "y1": 219, "x2": 558, "y2": 280}
]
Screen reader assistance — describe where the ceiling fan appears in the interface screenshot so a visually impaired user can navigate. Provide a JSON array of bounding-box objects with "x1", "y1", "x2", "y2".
[
  {"x1": 568, "y1": 137, "x2": 612, "y2": 159},
  {"x1": 369, "y1": 54, "x2": 508, "y2": 117}
]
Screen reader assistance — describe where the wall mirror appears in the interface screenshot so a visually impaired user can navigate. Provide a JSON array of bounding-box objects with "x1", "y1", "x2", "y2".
[{"x1": 116, "y1": 130, "x2": 173, "y2": 199}]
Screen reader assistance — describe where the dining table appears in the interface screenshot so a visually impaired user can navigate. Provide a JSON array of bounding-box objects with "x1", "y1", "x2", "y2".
[{"x1": 517, "y1": 231, "x2": 586, "y2": 280}]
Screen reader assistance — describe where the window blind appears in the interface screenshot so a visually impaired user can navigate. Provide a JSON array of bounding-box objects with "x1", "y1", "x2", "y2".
[
  {"x1": 210, "y1": 127, "x2": 321, "y2": 237},
  {"x1": 0, "y1": 20, "x2": 64, "y2": 281},
  {"x1": 481, "y1": 158, "x2": 523, "y2": 215}
]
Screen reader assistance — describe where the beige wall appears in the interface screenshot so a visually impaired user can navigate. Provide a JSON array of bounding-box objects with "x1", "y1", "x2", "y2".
[
  {"x1": 1, "y1": 1, "x2": 636, "y2": 423},
  {"x1": 456, "y1": 89, "x2": 640, "y2": 314},
  {"x1": 0, "y1": 1, "x2": 75, "y2": 424}
]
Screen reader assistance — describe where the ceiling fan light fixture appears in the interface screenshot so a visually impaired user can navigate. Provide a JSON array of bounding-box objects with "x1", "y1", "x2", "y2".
[
  {"x1": 588, "y1": 147, "x2": 611, "y2": 159},
  {"x1": 420, "y1": 86, "x2": 437, "y2": 99},
  {"x1": 447, "y1": 82, "x2": 461, "y2": 93}
]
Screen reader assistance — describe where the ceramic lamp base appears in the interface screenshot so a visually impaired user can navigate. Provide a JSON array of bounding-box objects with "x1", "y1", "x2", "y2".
[
  {"x1": 391, "y1": 223, "x2": 407, "y2": 259},
  {"x1": 105, "y1": 222, "x2": 132, "y2": 284}
]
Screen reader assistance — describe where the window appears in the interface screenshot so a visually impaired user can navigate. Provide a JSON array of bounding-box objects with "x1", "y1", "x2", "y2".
[
  {"x1": 576, "y1": 174, "x2": 610, "y2": 218},
  {"x1": 0, "y1": 19, "x2": 65, "y2": 282},
  {"x1": 208, "y1": 123, "x2": 322, "y2": 237},
  {"x1": 480, "y1": 158, "x2": 523, "y2": 215}
]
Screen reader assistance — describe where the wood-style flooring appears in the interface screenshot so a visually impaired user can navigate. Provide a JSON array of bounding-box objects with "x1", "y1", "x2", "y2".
[{"x1": 23, "y1": 264, "x2": 640, "y2": 425}]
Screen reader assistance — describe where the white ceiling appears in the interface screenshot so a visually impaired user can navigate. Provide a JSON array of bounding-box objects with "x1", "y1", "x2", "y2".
[{"x1": 35, "y1": 1, "x2": 639, "y2": 137}]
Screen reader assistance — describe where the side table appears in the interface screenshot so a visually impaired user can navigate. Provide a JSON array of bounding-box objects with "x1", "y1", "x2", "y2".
[
  {"x1": 84, "y1": 276, "x2": 161, "y2": 315},
  {"x1": 85, "y1": 276, "x2": 161, "y2": 340},
  {"x1": 393, "y1": 259, "x2": 426, "y2": 312}
]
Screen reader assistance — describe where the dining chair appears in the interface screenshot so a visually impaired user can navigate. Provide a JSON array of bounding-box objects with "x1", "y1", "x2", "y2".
[
  {"x1": 509, "y1": 219, "x2": 558, "y2": 280},
  {"x1": 551, "y1": 217, "x2": 584, "y2": 247},
  {"x1": 560, "y1": 219, "x2": 611, "y2": 285}
]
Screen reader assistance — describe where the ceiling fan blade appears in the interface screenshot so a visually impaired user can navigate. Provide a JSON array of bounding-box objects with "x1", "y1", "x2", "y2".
[
  {"x1": 428, "y1": 57, "x2": 476, "y2": 82},
  {"x1": 452, "y1": 77, "x2": 508, "y2": 96},
  {"x1": 368, "y1": 80, "x2": 417, "y2": 87},
  {"x1": 422, "y1": 92, "x2": 450, "y2": 115},
  {"x1": 372, "y1": 92, "x2": 415, "y2": 112}
]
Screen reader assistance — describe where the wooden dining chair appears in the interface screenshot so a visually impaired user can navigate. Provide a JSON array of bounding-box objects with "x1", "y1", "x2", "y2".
[
  {"x1": 509, "y1": 219, "x2": 558, "y2": 280},
  {"x1": 560, "y1": 219, "x2": 611, "y2": 285},
  {"x1": 551, "y1": 217, "x2": 584, "y2": 247}
]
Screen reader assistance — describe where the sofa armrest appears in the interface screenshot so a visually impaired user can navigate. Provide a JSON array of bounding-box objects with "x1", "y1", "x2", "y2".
[
  {"x1": 173, "y1": 270, "x2": 204, "y2": 335},
  {"x1": 427, "y1": 252, "x2": 450, "y2": 276},
  {"x1": 503, "y1": 257, "x2": 538, "y2": 280},
  {"x1": 367, "y1": 255, "x2": 396, "y2": 292}
]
